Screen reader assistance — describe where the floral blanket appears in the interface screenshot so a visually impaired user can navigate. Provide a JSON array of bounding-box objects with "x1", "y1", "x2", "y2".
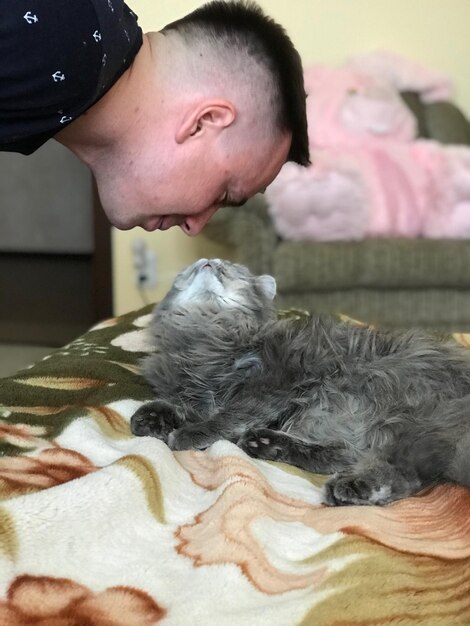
[{"x1": 0, "y1": 306, "x2": 469, "y2": 626}]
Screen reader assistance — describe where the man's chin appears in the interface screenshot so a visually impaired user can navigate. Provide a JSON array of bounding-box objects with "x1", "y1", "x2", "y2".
[
  {"x1": 102, "y1": 209, "x2": 145, "y2": 231},
  {"x1": 101, "y1": 203, "x2": 167, "y2": 232},
  {"x1": 108, "y1": 220, "x2": 134, "y2": 231},
  {"x1": 98, "y1": 205, "x2": 133, "y2": 230}
]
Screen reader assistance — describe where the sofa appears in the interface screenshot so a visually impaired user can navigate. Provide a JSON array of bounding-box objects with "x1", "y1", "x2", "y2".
[{"x1": 204, "y1": 93, "x2": 470, "y2": 332}]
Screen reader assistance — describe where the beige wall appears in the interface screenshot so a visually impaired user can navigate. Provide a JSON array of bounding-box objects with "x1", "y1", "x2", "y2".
[{"x1": 113, "y1": 0, "x2": 470, "y2": 314}]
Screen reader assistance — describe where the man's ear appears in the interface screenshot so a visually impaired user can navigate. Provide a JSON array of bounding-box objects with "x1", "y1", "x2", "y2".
[{"x1": 175, "y1": 100, "x2": 236, "y2": 144}]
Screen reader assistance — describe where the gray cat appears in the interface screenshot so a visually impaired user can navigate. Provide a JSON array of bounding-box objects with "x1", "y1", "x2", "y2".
[{"x1": 131, "y1": 258, "x2": 470, "y2": 506}]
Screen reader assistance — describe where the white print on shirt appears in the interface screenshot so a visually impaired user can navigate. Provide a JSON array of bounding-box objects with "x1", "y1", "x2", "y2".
[
  {"x1": 23, "y1": 11, "x2": 38, "y2": 24},
  {"x1": 93, "y1": 30, "x2": 102, "y2": 42},
  {"x1": 108, "y1": 0, "x2": 115, "y2": 12},
  {"x1": 59, "y1": 115, "x2": 72, "y2": 124},
  {"x1": 52, "y1": 71, "x2": 65, "y2": 82}
]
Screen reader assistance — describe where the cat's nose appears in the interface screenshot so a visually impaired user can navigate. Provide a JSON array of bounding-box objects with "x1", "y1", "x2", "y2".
[{"x1": 203, "y1": 258, "x2": 222, "y2": 270}]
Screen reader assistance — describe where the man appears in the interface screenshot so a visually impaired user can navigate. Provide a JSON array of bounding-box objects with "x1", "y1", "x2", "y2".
[{"x1": 1, "y1": 0, "x2": 309, "y2": 235}]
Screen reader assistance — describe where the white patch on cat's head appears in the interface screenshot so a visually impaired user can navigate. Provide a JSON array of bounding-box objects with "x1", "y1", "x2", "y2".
[
  {"x1": 168, "y1": 258, "x2": 277, "y2": 314},
  {"x1": 172, "y1": 259, "x2": 227, "y2": 304}
]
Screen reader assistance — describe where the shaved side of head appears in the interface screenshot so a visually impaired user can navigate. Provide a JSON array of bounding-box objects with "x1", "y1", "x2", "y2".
[{"x1": 160, "y1": 0, "x2": 310, "y2": 166}]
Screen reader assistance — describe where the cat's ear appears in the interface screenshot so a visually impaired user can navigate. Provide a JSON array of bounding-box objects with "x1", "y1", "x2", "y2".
[{"x1": 258, "y1": 275, "x2": 277, "y2": 300}]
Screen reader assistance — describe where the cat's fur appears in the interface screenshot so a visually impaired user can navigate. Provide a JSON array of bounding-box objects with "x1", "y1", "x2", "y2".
[{"x1": 131, "y1": 258, "x2": 470, "y2": 506}]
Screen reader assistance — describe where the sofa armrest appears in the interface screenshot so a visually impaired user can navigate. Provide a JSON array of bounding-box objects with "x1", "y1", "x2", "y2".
[
  {"x1": 424, "y1": 101, "x2": 470, "y2": 145},
  {"x1": 400, "y1": 92, "x2": 470, "y2": 144},
  {"x1": 203, "y1": 195, "x2": 277, "y2": 274},
  {"x1": 400, "y1": 91, "x2": 429, "y2": 138}
]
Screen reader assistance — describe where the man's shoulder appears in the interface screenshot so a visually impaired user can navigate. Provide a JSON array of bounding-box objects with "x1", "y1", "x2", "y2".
[{"x1": 0, "y1": 0, "x2": 142, "y2": 153}]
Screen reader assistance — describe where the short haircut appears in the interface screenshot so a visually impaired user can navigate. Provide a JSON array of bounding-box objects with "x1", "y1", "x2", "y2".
[{"x1": 162, "y1": 1, "x2": 310, "y2": 166}]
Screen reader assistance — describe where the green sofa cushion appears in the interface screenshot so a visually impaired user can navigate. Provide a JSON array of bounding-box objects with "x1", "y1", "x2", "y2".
[{"x1": 273, "y1": 238, "x2": 470, "y2": 291}]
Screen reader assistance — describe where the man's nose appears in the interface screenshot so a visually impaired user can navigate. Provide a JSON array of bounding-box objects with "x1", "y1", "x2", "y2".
[{"x1": 180, "y1": 206, "x2": 220, "y2": 236}]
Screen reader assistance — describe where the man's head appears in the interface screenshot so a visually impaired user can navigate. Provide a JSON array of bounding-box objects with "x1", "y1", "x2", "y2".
[
  {"x1": 161, "y1": 0, "x2": 309, "y2": 166},
  {"x1": 74, "y1": 1, "x2": 309, "y2": 234}
]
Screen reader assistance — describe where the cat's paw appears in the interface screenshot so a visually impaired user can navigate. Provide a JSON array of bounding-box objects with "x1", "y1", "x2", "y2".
[
  {"x1": 167, "y1": 427, "x2": 213, "y2": 451},
  {"x1": 324, "y1": 473, "x2": 393, "y2": 507},
  {"x1": 130, "y1": 400, "x2": 182, "y2": 441},
  {"x1": 238, "y1": 429, "x2": 283, "y2": 461}
]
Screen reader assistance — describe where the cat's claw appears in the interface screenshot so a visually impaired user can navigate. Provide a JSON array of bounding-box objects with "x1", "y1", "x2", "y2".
[{"x1": 238, "y1": 429, "x2": 283, "y2": 461}]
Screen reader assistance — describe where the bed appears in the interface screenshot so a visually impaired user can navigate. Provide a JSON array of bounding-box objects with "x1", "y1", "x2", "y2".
[{"x1": 0, "y1": 305, "x2": 469, "y2": 625}]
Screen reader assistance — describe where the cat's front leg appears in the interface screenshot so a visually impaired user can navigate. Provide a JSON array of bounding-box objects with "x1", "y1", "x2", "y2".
[
  {"x1": 130, "y1": 399, "x2": 184, "y2": 442},
  {"x1": 325, "y1": 461, "x2": 423, "y2": 506},
  {"x1": 238, "y1": 428, "x2": 351, "y2": 474},
  {"x1": 168, "y1": 419, "x2": 239, "y2": 451}
]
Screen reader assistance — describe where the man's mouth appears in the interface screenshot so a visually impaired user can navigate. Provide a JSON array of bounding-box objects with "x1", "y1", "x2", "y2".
[
  {"x1": 158, "y1": 217, "x2": 175, "y2": 231},
  {"x1": 142, "y1": 217, "x2": 163, "y2": 232}
]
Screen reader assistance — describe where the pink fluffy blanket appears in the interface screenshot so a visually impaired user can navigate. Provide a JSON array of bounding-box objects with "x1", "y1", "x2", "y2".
[{"x1": 266, "y1": 52, "x2": 470, "y2": 241}]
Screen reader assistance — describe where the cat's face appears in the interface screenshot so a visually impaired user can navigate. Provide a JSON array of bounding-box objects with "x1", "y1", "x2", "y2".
[{"x1": 161, "y1": 258, "x2": 276, "y2": 317}]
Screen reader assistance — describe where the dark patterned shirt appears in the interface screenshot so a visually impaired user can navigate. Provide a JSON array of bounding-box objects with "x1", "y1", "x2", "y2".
[{"x1": 0, "y1": 0, "x2": 142, "y2": 154}]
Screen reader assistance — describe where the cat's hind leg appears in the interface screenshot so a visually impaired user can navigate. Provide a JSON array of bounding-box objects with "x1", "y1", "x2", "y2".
[
  {"x1": 238, "y1": 428, "x2": 351, "y2": 474},
  {"x1": 325, "y1": 459, "x2": 423, "y2": 506}
]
